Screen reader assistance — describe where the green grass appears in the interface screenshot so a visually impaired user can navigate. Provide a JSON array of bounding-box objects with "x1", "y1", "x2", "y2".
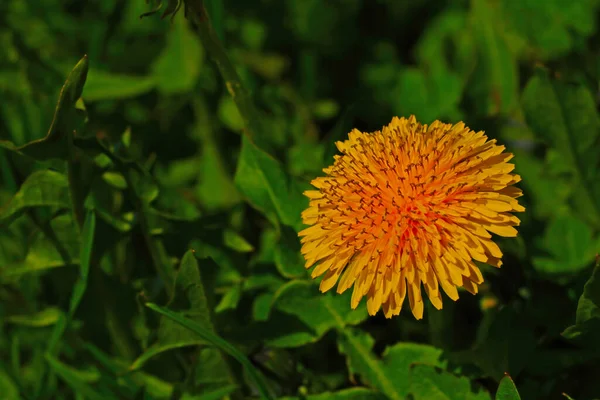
[{"x1": 1, "y1": 0, "x2": 600, "y2": 399}]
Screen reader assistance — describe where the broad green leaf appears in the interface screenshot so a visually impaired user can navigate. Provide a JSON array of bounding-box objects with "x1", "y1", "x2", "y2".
[
  {"x1": 563, "y1": 258, "x2": 600, "y2": 348},
  {"x1": 45, "y1": 354, "x2": 109, "y2": 400},
  {"x1": 267, "y1": 281, "x2": 367, "y2": 347},
  {"x1": 469, "y1": 0, "x2": 517, "y2": 116},
  {"x1": 68, "y1": 210, "x2": 96, "y2": 316},
  {"x1": 1, "y1": 215, "x2": 80, "y2": 282},
  {"x1": 473, "y1": 306, "x2": 537, "y2": 380},
  {"x1": 131, "y1": 251, "x2": 215, "y2": 369},
  {"x1": 0, "y1": 55, "x2": 89, "y2": 160},
  {"x1": 82, "y1": 69, "x2": 155, "y2": 101},
  {"x1": 0, "y1": 369, "x2": 19, "y2": 400},
  {"x1": 145, "y1": 303, "x2": 275, "y2": 399},
  {"x1": 151, "y1": 15, "x2": 203, "y2": 94},
  {"x1": 193, "y1": 97, "x2": 242, "y2": 210},
  {"x1": 280, "y1": 388, "x2": 387, "y2": 400},
  {"x1": 234, "y1": 135, "x2": 307, "y2": 230},
  {"x1": 192, "y1": 348, "x2": 238, "y2": 397},
  {"x1": 0, "y1": 170, "x2": 70, "y2": 226},
  {"x1": 337, "y1": 328, "x2": 445, "y2": 400},
  {"x1": 501, "y1": 0, "x2": 598, "y2": 58},
  {"x1": 6, "y1": 307, "x2": 63, "y2": 327},
  {"x1": 512, "y1": 149, "x2": 570, "y2": 219},
  {"x1": 496, "y1": 375, "x2": 521, "y2": 400},
  {"x1": 533, "y1": 214, "x2": 598, "y2": 274},
  {"x1": 274, "y1": 226, "x2": 306, "y2": 278},
  {"x1": 409, "y1": 364, "x2": 491, "y2": 400},
  {"x1": 521, "y1": 69, "x2": 600, "y2": 225}
]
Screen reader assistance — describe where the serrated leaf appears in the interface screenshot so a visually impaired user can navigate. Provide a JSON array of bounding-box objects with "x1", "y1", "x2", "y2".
[
  {"x1": 337, "y1": 328, "x2": 445, "y2": 400},
  {"x1": 267, "y1": 280, "x2": 367, "y2": 347},
  {"x1": 145, "y1": 303, "x2": 274, "y2": 399},
  {"x1": 234, "y1": 136, "x2": 307, "y2": 230},
  {"x1": 409, "y1": 364, "x2": 491, "y2": 400},
  {"x1": 562, "y1": 258, "x2": 600, "y2": 349},
  {"x1": 0, "y1": 170, "x2": 70, "y2": 226},
  {"x1": 1, "y1": 215, "x2": 80, "y2": 282},
  {"x1": 131, "y1": 251, "x2": 215, "y2": 369},
  {"x1": 496, "y1": 375, "x2": 521, "y2": 400}
]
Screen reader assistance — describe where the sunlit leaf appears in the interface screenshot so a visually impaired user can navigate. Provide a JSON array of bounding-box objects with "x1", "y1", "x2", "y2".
[
  {"x1": 496, "y1": 375, "x2": 521, "y2": 400},
  {"x1": 234, "y1": 136, "x2": 307, "y2": 230},
  {"x1": 338, "y1": 329, "x2": 446, "y2": 400},
  {"x1": 0, "y1": 170, "x2": 70, "y2": 227}
]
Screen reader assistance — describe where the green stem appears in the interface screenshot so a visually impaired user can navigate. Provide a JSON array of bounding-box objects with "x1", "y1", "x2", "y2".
[{"x1": 183, "y1": 0, "x2": 266, "y2": 148}]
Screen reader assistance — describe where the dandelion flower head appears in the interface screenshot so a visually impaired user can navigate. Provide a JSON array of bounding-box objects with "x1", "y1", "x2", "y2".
[{"x1": 299, "y1": 116, "x2": 524, "y2": 320}]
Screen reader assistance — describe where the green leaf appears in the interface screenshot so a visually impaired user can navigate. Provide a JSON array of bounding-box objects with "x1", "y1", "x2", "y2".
[
  {"x1": 496, "y1": 375, "x2": 521, "y2": 400},
  {"x1": 562, "y1": 258, "x2": 600, "y2": 348},
  {"x1": 214, "y1": 284, "x2": 242, "y2": 313},
  {"x1": 1, "y1": 215, "x2": 80, "y2": 282},
  {"x1": 131, "y1": 251, "x2": 216, "y2": 369},
  {"x1": 337, "y1": 328, "x2": 445, "y2": 400},
  {"x1": 267, "y1": 281, "x2": 367, "y2": 347},
  {"x1": 469, "y1": 0, "x2": 517, "y2": 116},
  {"x1": 0, "y1": 55, "x2": 89, "y2": 160},
  {"x1": 184, "y1": 384, "x2": 238, "y2": 400},
  {"x1": 223, "y1": 229, "x2": 254, "y2": 253},
  {"x1": 0, "y1": 170, "x2": 70, "y2": 226},
  {"x1": 145, "y1": 303, "x2": 275, "y2": 399},
  {"x1": 533, "y1": 214, "x2": 598, "y2": 274},
  {"x1": 82, "y1": 69, "x2": 155, "y2": 101},
  {"x1": 473, "y1": 306, "x2": 537, "y2": 380},
  {"x1": 0, "y1": 369, "x2": 20, "y2": 400},
  {"x1": 151, "y1": 15, "x2": 203, "y2": 94},
  {"x1": 409, "y1": 364, "x2": 492, "y2": 400},
  {"x1": 45, "y1": 354, "x2": 109, "y2": 400},
  {"x1": 521, "y1": 69, "x2": 600, "y2": 225},
  {"x1": 501, "y1": 0, "x2": 598, "y2": 58},
  {"x1": 234, "y1": 135, "x2": 307, "y2": 230},
  {"x1": 274, "y1": 226, "x2": 306, "y2": 278},
  {"x1": 6, "y1": 307, "x2": 63, "y2": 327},
  {"x1": 68, "y1": 210, "x2": 96, "y2": 317},
  {"x1": 280, "y1": 388, "x2": 387, "y2": 400}
]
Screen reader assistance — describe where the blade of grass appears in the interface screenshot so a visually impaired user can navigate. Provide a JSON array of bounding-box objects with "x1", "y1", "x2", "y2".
[{"x1": 145, "y1": 302, "x2": 274, "y2": 399}]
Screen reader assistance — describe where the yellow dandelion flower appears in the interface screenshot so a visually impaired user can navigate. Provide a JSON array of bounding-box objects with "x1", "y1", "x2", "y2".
[{"x1": 298, "y1": 115, "x2": 524, "y2": 320}]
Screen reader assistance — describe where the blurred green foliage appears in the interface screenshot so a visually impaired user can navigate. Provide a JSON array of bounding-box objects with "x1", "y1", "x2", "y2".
[{"x1": 1, "y1": 0, "x2": 600, "y2": 399}]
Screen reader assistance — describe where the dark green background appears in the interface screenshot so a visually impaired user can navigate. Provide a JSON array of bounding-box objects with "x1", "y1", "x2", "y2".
[{"x1": 1, "y1": 0, "x2": 600, "y2": 399}]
